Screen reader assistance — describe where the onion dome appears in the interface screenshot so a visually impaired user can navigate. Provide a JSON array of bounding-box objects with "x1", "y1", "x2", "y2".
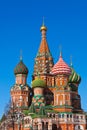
[
  {"x1": 40, "y1": 25, "x2": 47, "y2": 31},
  {"x1": 14, "y1": 59, "x2": 28, "y2": 75},
  {"x1": 51, "y1": 53, "x2": 71, "y2": 76},
  {"x1": 32, "y1": 78, "x2": 46, "y2": 88},
  {"x1": 69, "y1": 65, "x2": 81, "y2": 84}
]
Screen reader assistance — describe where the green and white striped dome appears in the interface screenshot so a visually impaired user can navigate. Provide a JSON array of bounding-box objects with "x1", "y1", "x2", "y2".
[{"x1": 69, "y1": 66, "x2": 81, "y2": 84}]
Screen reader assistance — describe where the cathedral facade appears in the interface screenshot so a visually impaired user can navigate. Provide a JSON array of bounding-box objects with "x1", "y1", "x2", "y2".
[{"x1": 0, "y1": 22, "x2": 86, "y2": 130}]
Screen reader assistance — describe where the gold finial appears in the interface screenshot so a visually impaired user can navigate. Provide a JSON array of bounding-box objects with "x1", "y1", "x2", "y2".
[
  {"x1": 59, "y1": 45, "x2": 62, "y2": 57},
  {"x1": 20, "y1": 50, "x2": 23, "y2": 61},
  {"x1": 70, "y1": 55, "x2": 73, "y2": 67},
  {"x1": 40, "y1": 17, "x2": 47, "y2": 31}
]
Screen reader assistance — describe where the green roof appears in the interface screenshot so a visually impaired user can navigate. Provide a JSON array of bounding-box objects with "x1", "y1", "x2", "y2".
[
  {"x1": 32, "y1": 78, "x2": 46, "y2": 88},
  {"x1": 69, "y1": 66, "x2": 81, "y2": 84}
]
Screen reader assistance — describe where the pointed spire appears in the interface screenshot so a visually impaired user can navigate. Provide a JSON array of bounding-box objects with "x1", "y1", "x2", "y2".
[
  {"x1": 42, "y1": 16, "x2": 45, "y2": 26},
  {"x1": 59, "y1": 45, "x2": 62, "y2": 57},
  {"x1": 70, "y1": 55, "x2": 73, "y2": 67},
  {"x1": 38, "y1": 20, "x2": 50, "y2": 54},
  {"x1": 20, "y1": 50, "x2": 23, "y2": 61},
  {"x1": 40, "y1": 17, "x2": 47, "y2": 32}
]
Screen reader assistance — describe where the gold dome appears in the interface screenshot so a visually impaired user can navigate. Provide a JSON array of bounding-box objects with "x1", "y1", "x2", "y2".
[{"x1": 40, "y1": 25, "x2": 47, "y2": 31}]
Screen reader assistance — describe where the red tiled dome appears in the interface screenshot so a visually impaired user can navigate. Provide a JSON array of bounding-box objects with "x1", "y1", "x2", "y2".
[{"x1": 51, "y1": 56, "x2": 71, "y2": 76}]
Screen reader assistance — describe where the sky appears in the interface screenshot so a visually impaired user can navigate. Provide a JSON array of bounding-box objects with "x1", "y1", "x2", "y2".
[{"x1": 0, "y1": 0, "x2": 87, "y2": 118}]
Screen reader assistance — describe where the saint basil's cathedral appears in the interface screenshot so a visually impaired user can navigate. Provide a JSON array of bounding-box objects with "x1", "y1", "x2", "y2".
[{"x1": 0, "y1": 22, "x2": 87, "y2": 130}]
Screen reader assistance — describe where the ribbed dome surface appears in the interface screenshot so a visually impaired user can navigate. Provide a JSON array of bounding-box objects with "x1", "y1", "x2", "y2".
[
  {"x1": 69, "y1": 67, "x2": 81, "y2": 84},
  {"x1": 51, "y1": 56, "x2": 71, "y2": 76},
  {"x1": 32, "y1": 78, "x2": 46, "y2": 88},
  {"x1": 14, "y1": 60, "x2": 28, "y2": 75}
]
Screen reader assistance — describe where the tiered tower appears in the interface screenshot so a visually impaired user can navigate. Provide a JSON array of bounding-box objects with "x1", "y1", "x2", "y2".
[
  {"x1": 33, "y1": 22, "x2": 54, "y2": 87},
  {"x1": 51, "y1": 52, "x2": 82, "y2": 113},
  {"x1": 51, "y1": 52, "x2": 72, "y2": 112},
  {"x1": 10, "y1": 57, "x2": 30, "y2": 108}
]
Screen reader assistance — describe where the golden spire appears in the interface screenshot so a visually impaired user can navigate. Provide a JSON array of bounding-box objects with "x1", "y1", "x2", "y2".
[{"x1": 40, "y1": 17, "x2": 47, "y2": 31}]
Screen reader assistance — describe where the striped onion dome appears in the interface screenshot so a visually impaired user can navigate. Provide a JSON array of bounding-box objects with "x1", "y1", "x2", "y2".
[
  {"x1": 69, "y1": 65, "x2": 81, "y2": 84},
  {"x1": 51, "y1": 54, "x2": 71, "y2": 76}
]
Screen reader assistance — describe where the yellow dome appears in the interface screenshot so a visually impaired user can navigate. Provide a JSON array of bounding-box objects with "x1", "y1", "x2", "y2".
[{"x1": 40, "y1": 25, "x2": 47, "y2": 31}]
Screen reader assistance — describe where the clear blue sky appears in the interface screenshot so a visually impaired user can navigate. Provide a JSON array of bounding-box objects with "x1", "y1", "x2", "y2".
[{"x1": 0, "y1": 0, "x2": 87, "y2": 118}]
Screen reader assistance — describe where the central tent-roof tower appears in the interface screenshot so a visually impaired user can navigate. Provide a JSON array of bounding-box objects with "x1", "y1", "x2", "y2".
[{"x1": 33, "y1": 21, "x2": 54, "y2": 86}]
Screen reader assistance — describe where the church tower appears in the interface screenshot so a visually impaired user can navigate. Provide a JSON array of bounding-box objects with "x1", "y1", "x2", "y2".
[
  {"x1": 10, "y1": 57, "x2": 30, "y2": 108},
  {"x1": 51, "y1": 52, "x2": 82, "y2": 113},
  {"x1": 51, "y1": 52, "x2": 72, "y2": 112},
  {"x1": 33, "y1": 22, "x2": 54, "y2": 86}
]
